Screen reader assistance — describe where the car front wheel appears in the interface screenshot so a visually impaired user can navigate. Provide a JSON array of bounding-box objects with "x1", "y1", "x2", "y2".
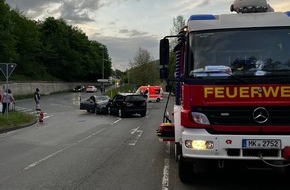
[
  {"x1": 108, "y1": 107, "x2": 112, "y2": 115},
  {"x1": 118, "y1": 108, "x2": 126, "y2": 118},
  {"x1": 140, "y1": 111, "x2": 146, "y2": 117}
]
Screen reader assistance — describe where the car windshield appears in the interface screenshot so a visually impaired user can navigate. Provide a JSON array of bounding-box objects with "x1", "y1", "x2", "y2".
[
  {"x1": 187, "y1": 27, "x2": 290, "y2": 78},
  {"x1": 96, "y1": 96, "x2": 109, "y2": 101},
  {"x1": 125, "y1": 95, "x2": 146, "y2": 101}
]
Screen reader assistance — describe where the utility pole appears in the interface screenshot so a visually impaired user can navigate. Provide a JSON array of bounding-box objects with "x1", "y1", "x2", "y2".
[
  {"x1": 0, "y1": 63, "x2": 17, "y2": 118},
  {"x1": 102, "y1": 47, "x2": 104, "y2": 92},
  {"x1": 100, "y1": 45, "x2": 105, "y2": 93}
]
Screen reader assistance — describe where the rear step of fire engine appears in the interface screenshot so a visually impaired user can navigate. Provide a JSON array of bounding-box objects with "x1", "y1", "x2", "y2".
[{"x1": 157, "y1": 123, "x2": 175, "y2": 141}]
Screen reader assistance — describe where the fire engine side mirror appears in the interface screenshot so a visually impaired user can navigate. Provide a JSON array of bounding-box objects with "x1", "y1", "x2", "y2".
[{"x1": 160, "y1": 38, "x2": 169, "y2": 65}]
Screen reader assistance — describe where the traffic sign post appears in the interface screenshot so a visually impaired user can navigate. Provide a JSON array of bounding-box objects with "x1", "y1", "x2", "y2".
[
  {"x1": 97, "y1": 79, "x2": 109, "y2": 82},
  {"x1": 0, "y1": 63, "x2": 17, "y2": 118},
  {"x1": 97, "y1": 79, "x2": 109, "y2": 93},
  {"x1": 98, "y1": 79, "x2": 109, "y2": 93},
  {"x1": 0, "y1": 63, "x2": 17, "y2": 78}
]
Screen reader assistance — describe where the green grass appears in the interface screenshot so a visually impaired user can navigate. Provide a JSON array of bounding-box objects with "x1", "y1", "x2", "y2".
[{"x1": 0, "y1": 111, "x2": 36, "y2": 130}]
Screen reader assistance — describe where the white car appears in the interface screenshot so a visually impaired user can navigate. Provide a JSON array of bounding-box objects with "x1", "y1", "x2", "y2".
[{"x1": 86, "y1": 86, "x2": 97, "y2": 92}]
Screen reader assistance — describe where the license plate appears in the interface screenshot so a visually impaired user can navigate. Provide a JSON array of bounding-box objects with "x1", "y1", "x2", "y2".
[{"x1": 242, "y1": 139, "x2": 281, "y2": 149}]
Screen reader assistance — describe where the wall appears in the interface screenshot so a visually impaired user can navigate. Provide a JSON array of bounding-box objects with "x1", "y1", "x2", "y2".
[{"x1": 0, "y1": 82, "x2": 96, "y2": 96}]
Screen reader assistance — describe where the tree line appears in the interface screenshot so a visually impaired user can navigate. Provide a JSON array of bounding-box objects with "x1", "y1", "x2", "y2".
[
  {"x1": 0, "y1": 0, "x2": 111, "y2": 82},
  {"x1": 0, "y1": 0, "x2": 184, "y2": 89}
]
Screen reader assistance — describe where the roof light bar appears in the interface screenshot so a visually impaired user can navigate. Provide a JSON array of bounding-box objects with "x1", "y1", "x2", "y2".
[{"x1": 230, "y1": 0, "x2": 274, "y2": 13}]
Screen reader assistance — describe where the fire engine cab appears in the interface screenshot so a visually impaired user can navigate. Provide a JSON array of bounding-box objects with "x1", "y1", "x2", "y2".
[{"x1": 158, "y1": 0, "x2": 290, "y2": 183}]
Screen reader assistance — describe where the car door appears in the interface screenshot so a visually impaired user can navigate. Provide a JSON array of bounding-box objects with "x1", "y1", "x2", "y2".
[{"x1": 109, "y1": 94, "x2": 123, "y2": 114}]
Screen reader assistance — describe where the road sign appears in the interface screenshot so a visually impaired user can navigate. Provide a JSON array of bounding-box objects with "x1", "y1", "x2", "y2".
[
  {"x1": 0, "y1": 63, "x2": 17, "y2": 78},
  {"x1": 97, "y1": 79, "x2": 109, "y2": 82}
]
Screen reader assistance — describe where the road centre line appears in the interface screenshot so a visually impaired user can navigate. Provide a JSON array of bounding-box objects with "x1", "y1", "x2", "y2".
[
  {"x1": 128, "y1": 129, "x2": 143, "y2": 146},
  {"x1": 111, "y1": 118, "x2": 122, "y2": 125},
  {"x1": 24, "y1": 128, "x2": 105, "y2": 171},
  {"x1": 130, "y1": 127, "x2": 139, "y2": 134}
]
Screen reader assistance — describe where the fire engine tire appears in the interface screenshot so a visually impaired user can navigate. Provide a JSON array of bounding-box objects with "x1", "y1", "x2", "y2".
[
  {"x1": 283, "y1": 164, "x2": 290, "y2": 175},
  {"x1": 175, "y1": 144, "x2": 182, "y2": 162},
  {"x1": 156, "y1": 98, "x2": 160, "y2": 102},
  {"x1": 179, "y1": 155, "x2": 194, "y2": 183}
]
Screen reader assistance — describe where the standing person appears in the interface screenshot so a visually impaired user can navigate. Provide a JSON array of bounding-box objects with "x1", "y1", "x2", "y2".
[
  {"x1": 0, "y1": 89, "x2": 2, "y2": 113},
  {"x1": 34, "y1": 88, "x2": 41, "y2": 111},
  {"x1": 2, "y1": 89, "x2": 15, "y2": 114}
]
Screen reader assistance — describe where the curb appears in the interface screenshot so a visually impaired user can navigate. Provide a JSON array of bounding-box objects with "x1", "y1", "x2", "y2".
[{"x1": 0, "y1": 118, "x2": 38, "y2": 134}]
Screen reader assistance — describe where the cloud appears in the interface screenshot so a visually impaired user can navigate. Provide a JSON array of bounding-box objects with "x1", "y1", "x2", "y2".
[
  {"x1": 119, "y1": 29, "x2": 148, "y2": 37},
  {"x1": 95, "y1": 35, "x2": 159, "y2": 71},
  {"x1": 6, "y1": 0, "x2": 290, "y2": 72}
]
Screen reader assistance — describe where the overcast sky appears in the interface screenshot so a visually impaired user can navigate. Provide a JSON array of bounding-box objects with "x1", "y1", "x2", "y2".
[{"x1": 5, "y1": 0, "x2": 290, "y2": 71}]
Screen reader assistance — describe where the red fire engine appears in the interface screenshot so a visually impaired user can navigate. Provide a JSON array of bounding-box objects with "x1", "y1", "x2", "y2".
[{"x1": 158, "y1": 0, "x2": 290, "y2": 183}]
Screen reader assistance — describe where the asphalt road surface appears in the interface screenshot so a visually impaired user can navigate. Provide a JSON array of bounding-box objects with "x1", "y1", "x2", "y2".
[{"x1": 0, "y1": 92, "x2": 288, "y2": 190}]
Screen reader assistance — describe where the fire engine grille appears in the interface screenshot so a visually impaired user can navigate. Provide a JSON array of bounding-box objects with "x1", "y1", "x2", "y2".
[{"x1": 193, "y1": 106, "x2": 290, "y2": 126}]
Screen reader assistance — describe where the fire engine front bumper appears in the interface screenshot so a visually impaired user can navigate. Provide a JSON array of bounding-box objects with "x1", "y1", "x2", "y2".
[{"x1": 181, "y1": 128, "x2": 290, "y2": 161}]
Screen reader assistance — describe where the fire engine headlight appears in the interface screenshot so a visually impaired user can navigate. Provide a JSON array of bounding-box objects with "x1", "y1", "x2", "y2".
[
  {"x1": 191, "y1": 112, "x2": 210, "y2": 125},
  {"x1": 185, "y1": 140, "x2": 214, "y2": 150}
]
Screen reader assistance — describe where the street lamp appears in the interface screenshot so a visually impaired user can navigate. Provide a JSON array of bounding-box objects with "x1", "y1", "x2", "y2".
[{"x1": 100, "y1": 45, "x2": 105, "y2": 93}]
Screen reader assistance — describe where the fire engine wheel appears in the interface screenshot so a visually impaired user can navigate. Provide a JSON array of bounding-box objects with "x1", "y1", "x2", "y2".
[
  {"x1": 179, "y1": 155, "x2": 194, "y2": 183},
  {"x1": 156, "y1": 98, "x2": 160, "y2": 102},
  {"x1": 283, "y1": 164, "x2": 290, "y2": 175}
]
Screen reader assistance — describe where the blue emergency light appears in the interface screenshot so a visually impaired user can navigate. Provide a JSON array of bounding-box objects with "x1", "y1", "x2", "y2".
[{"x1": 189, "y1": 14, "x2": 216, "y2": 21}]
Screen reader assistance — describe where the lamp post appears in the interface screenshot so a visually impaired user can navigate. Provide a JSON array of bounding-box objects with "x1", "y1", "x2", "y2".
[{"x1": 100, "y1": 46, "x2": 105, "y2": 93}]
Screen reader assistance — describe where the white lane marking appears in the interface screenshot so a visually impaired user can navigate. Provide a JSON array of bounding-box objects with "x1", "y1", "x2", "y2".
[
  {"x1": 111, "y1": 118, "x2": 122, "y2": 125},
  {"x1": 161, "y1": 141, "x2": 171, "y2": 190},
  {"x1": 128, "y1": 127, "x2": 143, "y2": 146},
  {"x1": 130, "y1": 127, "x2": 139, "y2": 134},
  {"x1": 24, "y1": 128, "x2": 105, "y2": 171}
]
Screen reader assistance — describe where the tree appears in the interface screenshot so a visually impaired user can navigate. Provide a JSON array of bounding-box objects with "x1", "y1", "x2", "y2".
[
  {"x1": 12, "y1": 11, "x2": 42, "y2": 78},
  {"x1": 0, "y1": 1, "x2": 18, "y2": 62},
  {"x1": 129, "y1": 48, "x2": 159, "y2": 86},
  {"x1": 0, "y1": 2, "x2": 113, "y2": 82},
  {"x1": 170, "y1": 15, "x2": 186, "y2": 48},
  {"x1": 167, "y1": 15, "x2": 186, "y2": 92}
]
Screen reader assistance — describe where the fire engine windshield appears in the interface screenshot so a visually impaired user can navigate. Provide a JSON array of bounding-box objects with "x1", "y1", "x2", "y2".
[{"x1": 188, "y1": 28, "x2": 290, "y2": 78}]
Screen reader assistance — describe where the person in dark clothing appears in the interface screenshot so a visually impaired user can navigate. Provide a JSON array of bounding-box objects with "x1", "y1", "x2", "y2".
[{"x1": 34, "y1": 88, "x2": 41, "y2": 111}]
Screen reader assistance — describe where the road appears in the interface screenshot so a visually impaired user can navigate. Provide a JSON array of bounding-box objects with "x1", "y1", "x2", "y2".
[{"x1": 0, "y1": 92, "x2": 288, "y2": 190}]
